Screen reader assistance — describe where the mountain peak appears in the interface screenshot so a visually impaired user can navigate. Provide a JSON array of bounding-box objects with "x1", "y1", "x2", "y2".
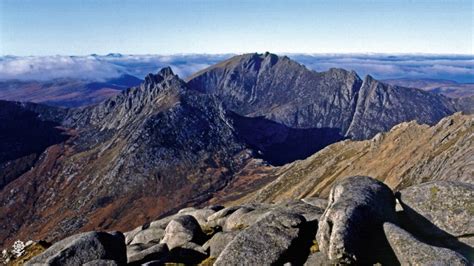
[
  {"x1": 144, "y1": 73, "x2": 164, "y2": 86},
  {"x1": 143, "y1": 67, "x2": 176, "y2": 87},
  {"x1": 364, "y1": 74, "x2": 376, "y2": 84},
  {"x1": 158, "y1": 66, "x2": 175, "y2": 77}
]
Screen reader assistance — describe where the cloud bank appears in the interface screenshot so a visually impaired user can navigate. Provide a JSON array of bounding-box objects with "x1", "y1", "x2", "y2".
[
  {"x1": 0, "y1": 54, "x2": 232, "y2": 82},
  {"x1": 290, "y1": 54, "x2": 474, "y2": 83},
  {"x1": 0, "y1": 53, "x2": 472, "y2": 83}
]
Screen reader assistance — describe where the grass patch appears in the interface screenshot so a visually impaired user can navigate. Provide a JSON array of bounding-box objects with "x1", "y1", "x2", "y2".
[
  {"x1": 310, "y1": 240, "x2": 320, "y2": 253},
  {"x1": 202, "y1": 225, "x2": 221, "y2": 236},
  {"x1": 430, "y1": 186, "x2": 439, "y2": 199},
  {"x1": 234, "y1": 224, "x2": 248, "y2": 230},
  {"x1": 199, "y1": 256, "x2": 217, "y2": 266}
]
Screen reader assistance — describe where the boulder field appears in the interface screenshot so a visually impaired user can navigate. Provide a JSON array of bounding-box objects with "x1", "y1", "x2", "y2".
[{"x1": 20, "y1": 176, "x2": 473, "y2": 265}]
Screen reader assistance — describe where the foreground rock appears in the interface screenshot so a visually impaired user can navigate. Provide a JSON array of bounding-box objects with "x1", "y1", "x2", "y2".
[
  {"x1": 215, "y1": 211, "x2": 308, "y2": 265},
  {"x1": 127, "y1": 243, "x2": 168, "y2": 265},
  {"x1": 304, "y1": 252, "x2": 330, "y2": 266},
  {"x1": 25, "y1": 231, "x2": 126, "y2": 265},
  {"x1": 316, "y1": 176, "x2": 398, "y2": 264},
  {"x1": 166, "y1": 242, "x2": 208, "y2": 264},
  {"x1": 129, "y1": 227, "x2": 165, "y2": 245},
  {"x1": 82, "y1": 259, "x2": 118, "y2": 266},
  {"x1": 160, "y1": 215, "x2": 205, "y2": 249},
  {"x1": 222, "y1": 206, "x2": 266, "y2": 231},
  {"x1": 384, "y1": 222, "x2": 468, "y2": 265},
  {"x1": 398, "y1": 181, "x2": 474, "y2": 239},
  {"x1": 398, "y1": 180, "x2": 474, "y2": 261},
  {"x1": 21, "y1": 175, "x2": 473, "y2": 265},
  {"x1": 203, "y1": 231, "x2": 238, "y2": 258}
]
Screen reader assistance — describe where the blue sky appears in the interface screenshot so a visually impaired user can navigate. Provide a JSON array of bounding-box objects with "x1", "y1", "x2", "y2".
[{"x1": 1, "y1": 0, "x2": 472, "y2": 55}]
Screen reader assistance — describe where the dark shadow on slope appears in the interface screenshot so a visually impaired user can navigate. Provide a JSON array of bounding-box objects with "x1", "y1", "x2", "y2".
[
  {"x1": 396, "y1": 193, "x2": 473, "y2": 262},
  {"x1": 230, "y1": 113, "x2": 345, "y2": 166},
  {"x1": 0, "y1": 101, "x2": 69, "y2": 189}
]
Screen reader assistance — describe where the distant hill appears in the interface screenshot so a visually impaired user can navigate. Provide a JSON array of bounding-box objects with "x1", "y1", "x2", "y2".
[
  {"x1": 383, "y1": 78, "x2": 474, "y2": 98},
  {"x1": 0, "y1": 74, "x2": 142, "y2": 107}
]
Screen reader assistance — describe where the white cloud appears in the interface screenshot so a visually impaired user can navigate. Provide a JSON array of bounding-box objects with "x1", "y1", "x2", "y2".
[
  {"x1": 0, "y1": 56, "x2": 123, "y2": 81},
  {"x1": 0, "y1": 53, "x2": 472, "y2": 83},
  {"x1": 290, "y1": 54, "x2": 474, "y2": 82}
]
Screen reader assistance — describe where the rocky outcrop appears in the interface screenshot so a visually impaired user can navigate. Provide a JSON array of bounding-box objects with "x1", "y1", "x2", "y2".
[
  {"x1": 128, "y1": 227, "x2": 164, "y2": 245},
  {"x1": 384, "y1": 222, "x2": 469, "y2": 265},
  {"x1": 215, "y1": 211, "x2": 307, "y2": 265},
  {"x1": 127, "y1": 243, "x2": 168, "y2": 265},
  {"x1": 398, "y1": 181, "x2": 474, "y2": 239},
  {"x1": 203, "y1": 231, "x2": 238, "y2": 257},
  {"x1": 22, "y1": 176, "x2": 472, "y2": 265},
  {"x1": 316, "y1": 176, "x2": 397, "y2": 264},
  {"x1": 397, "y1": 181, "x2": 474, "y2": 260},
  {"x1": 25, "y1": 231, "x2": 126, "y2": 265},
  {"x1": 160, "y1": 215, "x2": 205, "y2": 249},
  {"x1": 345, "y1": 75, "x2": 457, "y2": 139}
]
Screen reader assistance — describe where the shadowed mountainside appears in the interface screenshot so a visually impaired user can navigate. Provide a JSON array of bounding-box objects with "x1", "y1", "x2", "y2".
[
  {"x1": 0, "y1": 101, "x2": 69, "y2": 189},
  {"x1": 230, "y1": 113, "x2": 344, "y2": 165}
]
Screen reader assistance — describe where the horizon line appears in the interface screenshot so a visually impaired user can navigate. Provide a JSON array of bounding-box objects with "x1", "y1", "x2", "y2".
[{"x1": 2, "y1": 52, "x2": 473, "y2": 57}]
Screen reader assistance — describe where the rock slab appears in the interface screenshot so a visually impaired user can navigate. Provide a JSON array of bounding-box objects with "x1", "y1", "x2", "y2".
[
  {"x1": 384, "y1": 222, "x2": 468, "y2": 265},
  {"x1": 215, "y1": 211, "x2": 306, "y2": 265},
  {"x1": 316, "y1": 176, "x2": 397, "y2": 264},
  {"x1": 26, "y1": 231, "x2": 126, "y2": 266}
]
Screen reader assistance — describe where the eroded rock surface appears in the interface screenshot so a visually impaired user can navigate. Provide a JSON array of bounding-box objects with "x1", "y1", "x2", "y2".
[
  {"x1": 316, "y1": 176, "x2": 397, "y2": 264},
  {"x1": 398, "y1": 181, "x2": 474, "y2": 238},
  {"x1": 160, "y1": 215, "x2": 205, "y2": 249},
  {"x1": 384, "y1": 222, "x2": 469, "y2": 265},
  {"x1": 215, "y1": 211, "x2": 307, "y2": 265},
  {"x1": 21, "y1": 175, "x2": 473, "y2": 265},
  {"x1": 26, "y1": 231, "x2": 126, "y2": 266}
]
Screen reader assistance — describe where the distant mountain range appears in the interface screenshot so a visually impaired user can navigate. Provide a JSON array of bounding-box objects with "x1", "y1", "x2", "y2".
[
  {"x1": 1, "y1": 53, "x2": 473, "y2": 108},
  {"x1": 0, "y1": 53, "x2": 472, "y2": 249},
  {"x1": 0, "y1": 74, "x2": 142, "y2": 107},
  {"x1": 384, "y1": 78, "x2": 474, "y2": 98}
]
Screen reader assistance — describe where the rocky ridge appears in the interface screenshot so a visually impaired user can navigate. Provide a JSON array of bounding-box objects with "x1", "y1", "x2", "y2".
[
  {"x1": 187, "y1": 52, "x2": 462, "y2": 140},
  {"x1": 218, "y1": 112, "x2": 473, "y2": 204},
  {"x1": 0, "y1": 68, "x2": 255, "y2": 247}
]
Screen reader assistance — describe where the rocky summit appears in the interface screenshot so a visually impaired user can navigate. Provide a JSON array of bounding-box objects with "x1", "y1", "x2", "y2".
[
  {"x1": 12, "y1": 176, "x2": 472, "y2": 265},
  {"x1": 0, "y1": 53, "x2": 472, "y2": 265}
]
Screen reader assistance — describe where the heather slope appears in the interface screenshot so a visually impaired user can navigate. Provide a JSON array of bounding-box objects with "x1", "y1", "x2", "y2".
[{"x1": 221, "y1": 113, "x2": 473, "y2": 204}]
